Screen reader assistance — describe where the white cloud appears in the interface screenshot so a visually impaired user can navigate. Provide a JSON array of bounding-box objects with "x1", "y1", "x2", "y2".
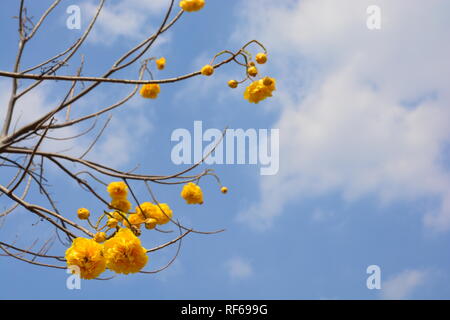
[
  {"x1": 226, "y1": 257, "x2": 253, "y2": 280},
  {"x1": 382, "y1": 269, "x2": 429, "y2": 299},
  {"x1": 0, "y1": 80, "x2": 85, "y2": 156},
  {"x1": 311, "y1": 208, "x2": 335, "y2": 223},
  {"x1": 82, "y1": 0, "x2": 170, "y2": 45},
  {"x1": 234, "y1": 0, "x2": 450, "y2": 231},
  {"x1": 86, "y1": 107, "x2": 153, "y2": 168},
  {"x1": 0, "y1": 80, "x2": 153, "y2": 170}
]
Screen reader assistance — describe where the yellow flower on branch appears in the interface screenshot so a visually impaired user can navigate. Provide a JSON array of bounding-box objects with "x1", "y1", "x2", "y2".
[
  {"x1": 111, "y1": 211, "x2": 125, "y2": 222},
  {"x1": 243, "y1": 77, "x2": 276, "y2": 104},
  {"x1": 94, "y1": 232, "x2": 107, "y2": 243},
  {"x1": 179, "y1": 0, "x2": 205, "y2": 12},
  {"x1": 107, "y1": 218, "x2": 118, "y2": 229},
  {"x1": 107, "y1": 181, "x2": 128, "y2": 199},
  {"x1": 155, "y1": 57, "x2": 166, "y2": 70},
  {"x1": 77, "y1": 208, "x2": 90, "y2": 220},
  {"x1": 200, "y1": 64, "x2": 214, "y2": 76},
  {"x1": 127, "y1": 213, "x2": 146, "y2": 226},
  {"x1": 255, "y1": 53, "x2": 268, "y2": 64},
  {"x1": 152, "y1": 203, "x2": 173, "y2": 225},
  {"x1": 136, "y1": 202, "x2": 173, "y2": 225},
  {"x1": 247, "y1": 66, "x2": 258, "y2": 77},
  {"x1": 103, "y1": 228, "x2": 148, "y2": 274},
  {"x1": 228, "y1": 80, "x2": 238, "y2": 89},
  {"x1": 181, "y1": 182, "x2": 204, "y2": 204},
  {"x1": 144, "y1": 218, "x2": 158, "y2": 230},
  {"x1": 140, "y1": 83, "x2": 161, "y2": 99},
  {"x1": 110, "y1": 198, "x2": 131, "y2": 213},
  {"x1": 65, "y1": 238, "x2": 106, "y2": 280}
]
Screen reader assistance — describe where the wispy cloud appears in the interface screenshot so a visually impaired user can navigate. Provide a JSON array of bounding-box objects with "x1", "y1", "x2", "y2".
[
  {"x1": 226, "y1": 257, "x2": 253, "y2": 280},
  {"x1": 82, "y1": 0, "x2": 170, "y2": 45},
  {"x1": 234, "y1": 0, "x2": 450, "y2": 231},
  {"x1": 0, "y1": 80, "x2": 85, "y2": 156},
  {"x1": 382, "y1": 269, "x2": 429, "y2": 299}
]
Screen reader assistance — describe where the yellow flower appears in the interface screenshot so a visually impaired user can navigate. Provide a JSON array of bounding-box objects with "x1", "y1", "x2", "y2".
[
  {"x1": 181, "y1": 182, "x2": 204, "y2": 205},
  {"x1": 111, "y1": 211, "x2": 125, "y2": 222},
  {"x1": 122, "y1": 217, "x2": 142, "y2": 235},
  {"x1": 77, "y1": 208, "x2": 90, "y2": 220},
  {"x1": 65, "y1": 238, "x2": 106, "y2": 280},
  {"x1": 262, "y1": 76, "x2": 274, "y2": 86},
  {"x1": 179, "y1": 0, "x2": 205, "y2": 12},
  {"x1": 110, "y1": 198, "x2": 131, "y2": 213},
  {"x1": 243, "y1": 77, "x2": 276, "y2": 104},
  {"x1": 221, "y1": 186, "x2": 228, "y2": 194},
  {"x1": 228, "y1": 80, "x2": 238, "y2": 89},
  {"x1": 135, "y1": 202, "x2": 155, "y2": 220},
  {"x1": 155, "y1": 57, "x2": 166, "y2": 70},
  {"x1": 255, "y1": 53, "x2": 268, "y2": 64},
  {"x1": 94, "y1": 232, "x2": 107, "y2": 243},
  {"x1": 107, "y1": 218, "x2": 118, "y2": 229},
  {"x1": 201, "y1": 64, "x2": 214, "y2": 76},
  {"x1": 107, "y1": 181, "x2": 128, "y2": 199},
  {"x1": 103, "y1": 228, "x2": 148, "y2": 274},
  {"x1": 136, "y1": 202, "x2": 173, "y2": 225},
  {"x1": 140, "y1": 83, "x2": 161, "y2": 99},
  {"x1": 127, "y1": 213, "x2": 146, "y2": 226},
  {"x1": 145, "y1": 218, "x2": 158, "y2": 230},
  {"x1": 247, "y1": 66, "x2": 258, "y2": 77},
  {"x1": 153, "y1": 203, "x2": 173, "y2": 225}
]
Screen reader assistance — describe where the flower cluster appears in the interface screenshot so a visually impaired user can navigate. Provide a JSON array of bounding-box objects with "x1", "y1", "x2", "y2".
[
  {"x1": 231, "y1": 51, "x2": 276, "y2": 104},
  {"x1": 107, "y1": 181, "x2": 128, "y2": 199},
  {"x1": 70, "y1": 180, "x2": 227, "y2": 279},
  {"x1": 199, "y1": 43, "x2": 276, "y2": 103},
  {"x1": 137, "y1": 38, "x2": 275, "y2": 105},
  {"x1": 65, "y1": 238, "x2": 106, "y2": 279},
  {"x1": 244, "y1": 77, "x2": 276, "y2": 104},
  {"x1": 65, "y1": 228, "x2": 148, "y2": 279},
  {"x1": 125, "y1": 202, "x2": 173, "y2": 230},
  {"x1": 103, "y1": 228, "x2": 148, "y2": 274}
]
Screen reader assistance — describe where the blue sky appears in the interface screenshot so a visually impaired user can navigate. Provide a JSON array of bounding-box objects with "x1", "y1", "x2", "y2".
[{"x1": 1, "y1": 0, "x2": 450, "y2": 299}]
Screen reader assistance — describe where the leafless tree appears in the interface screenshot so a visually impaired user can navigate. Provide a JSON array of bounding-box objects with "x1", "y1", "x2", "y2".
[{"x1": 0, "y1": 0, "x2": 267, "y2": 278}]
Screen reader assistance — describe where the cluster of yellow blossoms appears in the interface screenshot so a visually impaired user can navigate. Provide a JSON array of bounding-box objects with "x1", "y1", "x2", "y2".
[
  {"x1": 138, "y1": 2, "x2": 275, "y2": 105},
  {"x1": 243, "y1": 76, "x2": 276, "y2": 104},
  {"x1": 230, "y1": 52, "x2": 276, "y2": 104},
  {"x1": 199, "y1": 50, "x2": 276, "y2": 104},
  {"x1": 65, "y1": 238, "x2": 106, "y2": 280},
  {"x1": 68, "y1": 180, "x2": 227, "y2": 279},
  {"x1": 66, "y1": 228, "x2": 148, "y2": 279},
  {"x1": 128, "y1": 202, "x2": 173, "y2": 230},
  {"x1": 68, "y1": 182, "x2": 149, "y2": 279},
  {"x1": 103, "y1": 228, "x2": 148, "y2": 274}
]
